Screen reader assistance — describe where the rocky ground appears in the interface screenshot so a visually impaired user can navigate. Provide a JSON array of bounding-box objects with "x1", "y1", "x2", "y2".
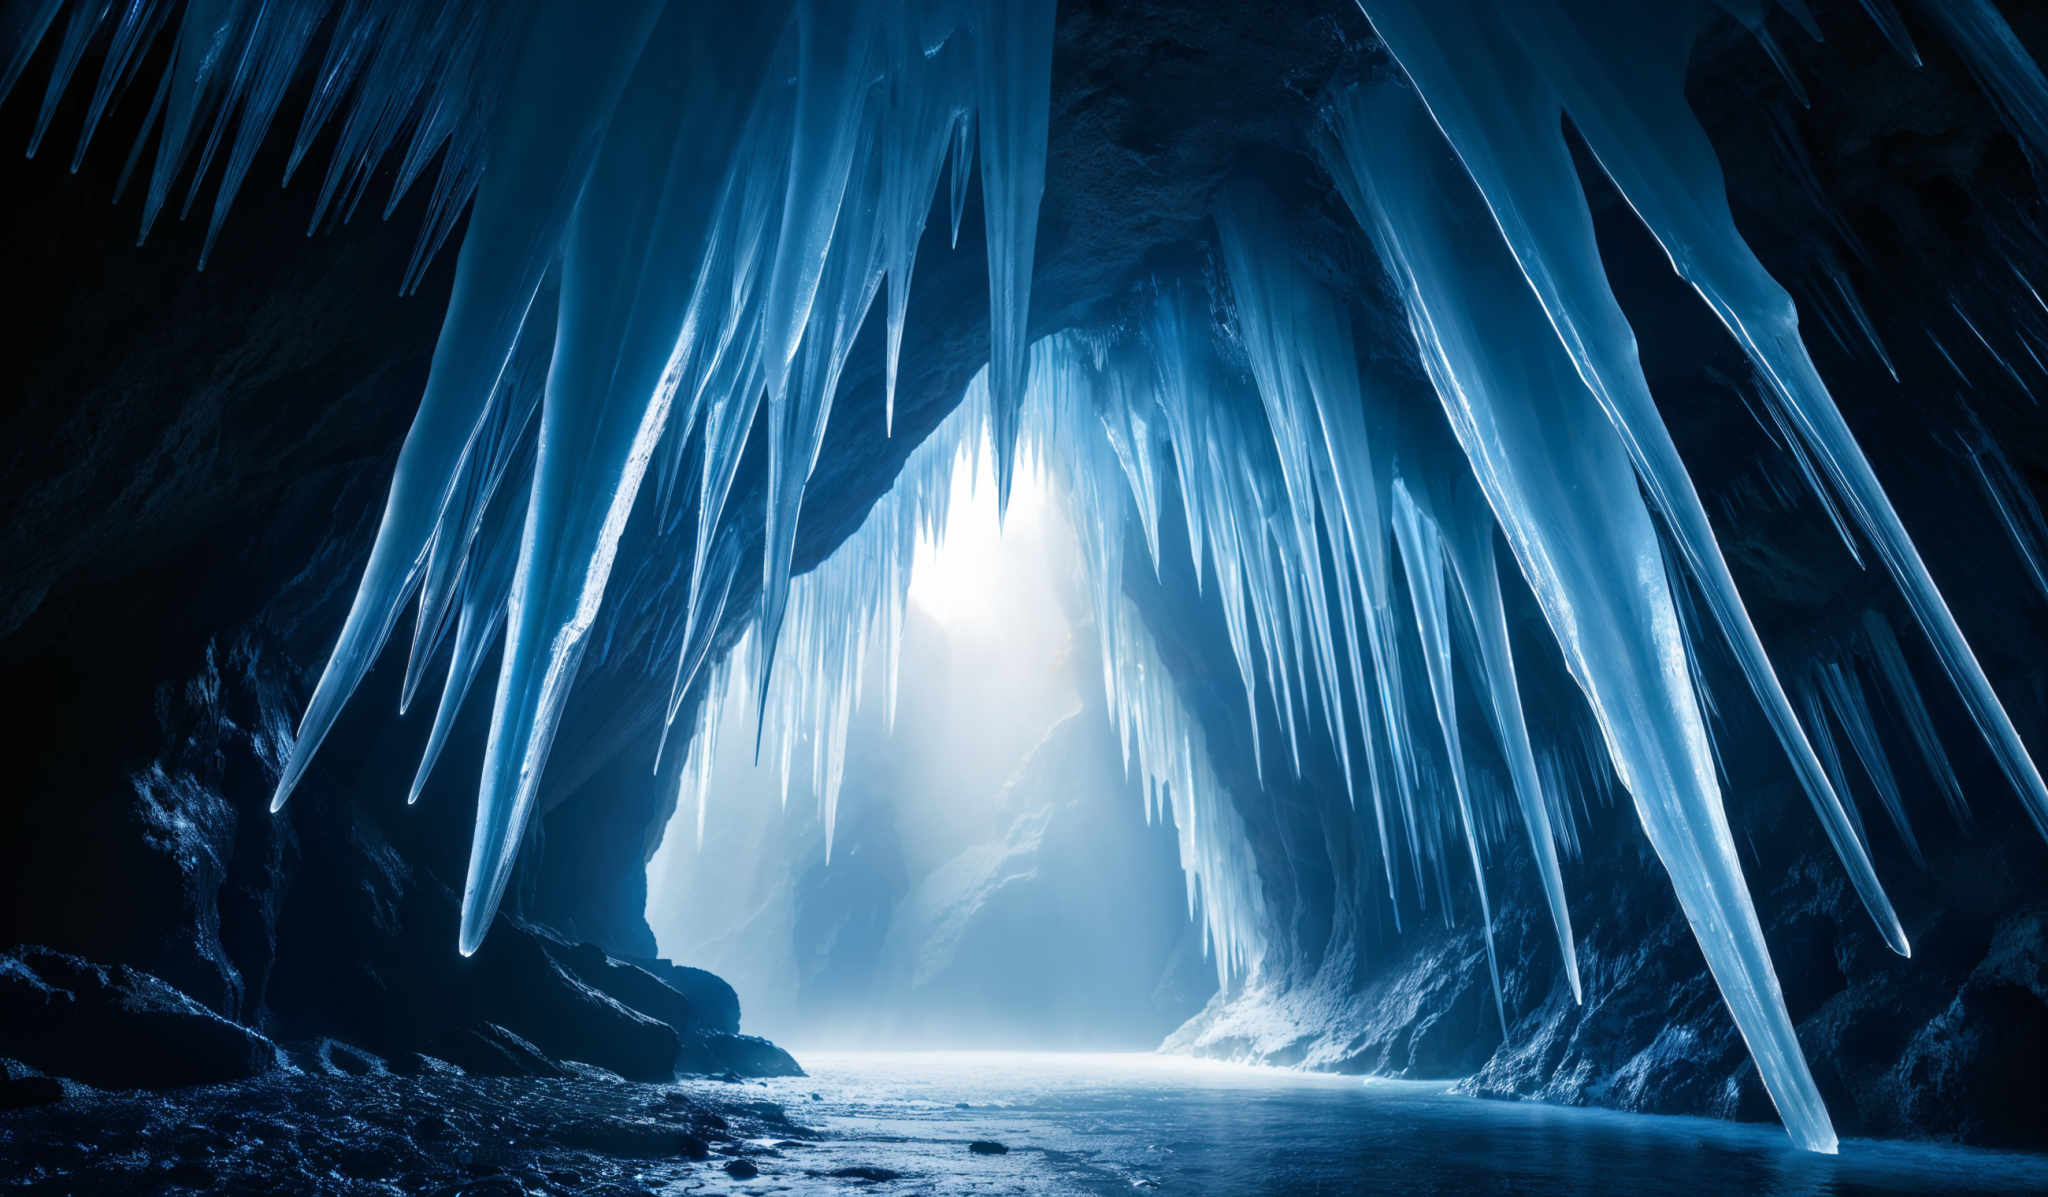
[{"x1": 0, "y1": 1067, "x2": 839, "y2": 1195}]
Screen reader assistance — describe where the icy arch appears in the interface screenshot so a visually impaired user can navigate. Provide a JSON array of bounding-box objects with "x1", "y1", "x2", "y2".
[{"x1": 9, "y1": 0, "x2": 2048, "y2": 1153}]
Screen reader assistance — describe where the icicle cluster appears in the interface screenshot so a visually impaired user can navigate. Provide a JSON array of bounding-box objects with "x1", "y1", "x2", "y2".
[
  {"x1": 662, "y1": 336, "x2": 1273, "y2": 987},
  {"x1": 12, "y1": 0, "x2": 2048, "y2": 1153},
  {"x1": 4, "y1": 0, "x2": 1057, "y2": 954}
]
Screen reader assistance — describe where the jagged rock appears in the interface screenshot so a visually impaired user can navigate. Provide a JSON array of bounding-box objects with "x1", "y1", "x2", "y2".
[
  {"x1": 1886, "y1": 909, "x2": 2048, "y2": 1148},
  {"x1": 624, "y1": 956, "x2": 742, "y2": 1036},
  {"x1": 553, "y1": 1117, "x2": 709, "y2": 1158},
  {"x1": 828, "y1": 1165, "x2": 904, "y2": 1181},
  {"x1": 0, "y1": 1059, "x2": 64, "y2": 1109},
  {"x1": 294, "y1": 1037, "x2": 390, "y2": 1077},
  {"x1": 676, "y1": 1032, "x2": 805, "y2": 1079},
  {"x1": 0, "y1": 946, "x2": 279, "y2": 1089},
  {"x1": 466, "y1": 922, "x2": 681, "y2": 1082},
  {"x1": 549, "y1": 940, "x2": 707, "y2": 1037},
  {"x1": 430, "y1": 1024, "x2": 565, "y2": 1079}
]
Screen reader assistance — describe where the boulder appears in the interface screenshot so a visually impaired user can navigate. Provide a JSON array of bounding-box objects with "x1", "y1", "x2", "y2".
[
  {"x1": 547, "y1": 939, "x2": 706, "y2": 1038},
  {"x1": 0, "y1": 1059, "x2": 64, "y2": 1109},
  {"x1": 0, "y1": 946, "x2": 278, "y2": 1089},
  {"x1": 430, "y1": 1023, "x2": 565, "y2": 1079},
  {"x1": 675, "y1": 1033, "x2": 804, "y2": 1079},
  {"x1": 468, "y1": 924, "x2": 681, "y2": 1082},
  {"x1": 626, "y1": 956, "x2": 742, "y2": 1036}
]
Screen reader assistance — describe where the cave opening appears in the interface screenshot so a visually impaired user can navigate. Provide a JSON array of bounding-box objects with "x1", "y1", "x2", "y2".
[
  {"x1": 644, "y1": 447, "x2": 1220, "y2": 1049},
  {"x1": 4, "y1": 0, "x2": 2048, "y2": 1191}
]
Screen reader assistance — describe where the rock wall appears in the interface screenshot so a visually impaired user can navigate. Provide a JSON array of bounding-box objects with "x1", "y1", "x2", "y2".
[{"x1": 0, "y1": 0, "x2": 2043, "y2": 1150}]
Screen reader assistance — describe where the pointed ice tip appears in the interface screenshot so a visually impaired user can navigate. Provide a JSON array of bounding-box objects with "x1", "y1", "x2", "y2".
[{"x1": 457, "y1": 906, "x2": 490, "y2": 958}]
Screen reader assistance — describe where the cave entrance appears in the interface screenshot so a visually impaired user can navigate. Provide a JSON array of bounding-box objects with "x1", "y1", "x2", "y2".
[{"x1": 645, "y1": 443, "x2": 1219, "y2": 1049}]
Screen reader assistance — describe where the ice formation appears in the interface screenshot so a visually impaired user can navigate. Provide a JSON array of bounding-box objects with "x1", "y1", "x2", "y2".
[{"x1": 11, "y1": 0, "x2": 2048, "y2": 1151}]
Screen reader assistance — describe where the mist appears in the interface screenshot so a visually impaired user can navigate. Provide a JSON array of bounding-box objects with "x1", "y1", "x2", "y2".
[{"x1": 645, "y1": 453, "x2": 1217, "y2": 1049}]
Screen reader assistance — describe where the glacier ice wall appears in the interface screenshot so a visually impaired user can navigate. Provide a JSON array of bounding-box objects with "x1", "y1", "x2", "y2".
[{"x1": 10, "y1": 0, "x2": 2048, "y2": 1150}]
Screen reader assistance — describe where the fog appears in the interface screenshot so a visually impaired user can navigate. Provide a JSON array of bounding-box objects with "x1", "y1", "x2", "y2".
[{"x1": 645, "y1": 454, "x2": 1216, "y2": 1049}]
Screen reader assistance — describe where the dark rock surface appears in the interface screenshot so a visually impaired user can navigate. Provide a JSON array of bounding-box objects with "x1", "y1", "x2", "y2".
[
  {"x1": 622, "y1": 957, "x2": 742, "y2": 1036},
  {"x1": 0, "y1": 1070, "x2": 811, "y2": 1194},
  {"x1": 0, "y1": 947, "x2": 280, "y2": 1091},
  {"x1": 431, "y1": 1025, "x2": 569, "y2": 1081}
]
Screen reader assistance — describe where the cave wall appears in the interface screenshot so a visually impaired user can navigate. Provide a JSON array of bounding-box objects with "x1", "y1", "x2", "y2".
[
  {"x1": 1136, "y1": 3, "x2": 2048, "y2": 1149},
  {"x1": 0, "y1": 0, "x2": 2043, "y2": 1147}
]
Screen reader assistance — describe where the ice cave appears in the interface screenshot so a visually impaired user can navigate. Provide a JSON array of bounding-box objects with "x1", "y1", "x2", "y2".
[{"x1": 2, "y1": 0, "x2": 2047, "y2": 1192}]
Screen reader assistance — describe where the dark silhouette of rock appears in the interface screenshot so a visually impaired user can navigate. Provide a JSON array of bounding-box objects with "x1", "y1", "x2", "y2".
[
  {"x1": 295, "y1": 1037, "x2": 390, "y2": 1077},
  {"x1": 968, "y1": 1140, "x2": 1009, "y2": 1155},
  {"x1": 430, "y1": 1024, "x2": 565, "y2": 1079},
  {"x1": 553, "y1": 1117, "x2": 710, "y2": 1158},
  {"x1": 625, "y1": 956, "x2": 743, "y2": 1035},
  {"x1": 0, "y1": 1059, "x2": 64, "y2": 1109},
  {"x1": 0, "y1": 946, "x2": 279, "y2": 1089},
  {"x1": 677, "y1": 1033, "x2": 804, "y2": 1079},
  {"x1": 724, "y1": 1158, "x2": 760, "y2": 1178}
]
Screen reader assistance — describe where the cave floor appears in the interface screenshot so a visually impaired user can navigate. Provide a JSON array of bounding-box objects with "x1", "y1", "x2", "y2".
[
  {"x1": 761, "y1": 1050, "x2": 2048, "y2": 1195},
  {"x1": 6, "y1": 1052, "x2": 2048, "y2": 1194},
  {"x1": 0, "y1": 1068, "x2": 826, "y2": 1195}
]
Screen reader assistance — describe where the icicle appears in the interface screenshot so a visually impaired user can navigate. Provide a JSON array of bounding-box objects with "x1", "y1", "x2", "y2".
[
  {"x1": 948, "y1": 103, "x2": 974, "y2": 250},
  {"x1": 196, "y1": 0, "x2": 326, "y2": 269},
  {"x1": 1917, "y1": 0, "x2": 2048, "y2": 180},
  {"x1": 1480, "y1": 0, "x2": 2048, "y2": 840},
  {"x1": 1956, "y1": 406, "x2": 2048, "y2": 601},
  {"x1": 880, "y1": 11, "x2": 969, "y2": 432},
  {"x1": 402, "y1": 268, "x2": 558, "y2": 715},
  {"x1": 408, "y1": 425, "x2": 536, "y2": 806},
  {"x1": 1392, "y1": 480, "x2": 1507, "y2": 1034},
  {"x1": 1858, "y1": 0, "x2": 1921, "y2": 66},
  {"x1": 1862, "y1": 610, "x2": 1972, "y2": 825},
  {"x1": 271, "y1": 0, "x2": 663, "y2": 819},
  {"x1": 461, "y1": 2, "x2": 787, "y2": 952},
  {"x1": 69, "y1": 0, "x2": 174, "y2": 172},
  {"x1": 1427, "y1": 451, "x2": 1582, "y2": 1002},
  {"x1": 1323, "y1": 63, "x2": 1908, "y2": 966},
  {"x1": 975, "y1": 0, "x2": 1056, "y2": 511},
  {"x1": 0, "y1": 1, "x2": 63, "y2": 110},
  {"x1": 753, "y1": 0, "x2": 881, "y2": 711},
  {"x1": 27, "y1": 0, "x2": 113, "y2": 160},
  {"x1": 1816, "y1": 660, "x2": 1924, "y2": 865},
  {"x1": 1342, "y1": 73, "x2": 1839, "y2": 1152}
]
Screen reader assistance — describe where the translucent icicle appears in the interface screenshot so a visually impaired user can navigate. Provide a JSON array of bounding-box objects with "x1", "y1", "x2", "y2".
[
  {"x1": 271, "y1": 0, "x2": 663, "y2": 817},
  {"x1": 1337, "y1": 8, "x2": 1913, "y2": 955},
  {"x1": 1391, "y1": 480, "x2": 1507, "y2": 1034},
  {"x1": 1499, "y1": 0, "x2": 2048, "y2": 840},
  {"x1": 1346, "y1": 74, "x2": 1838, "y2": 1152},
  {"x1": 975, "y1": 0, "x2": 1056, "y2": 510},
  {"x1": 460, "y1": 2, "x2": 787, "y2": 952}
]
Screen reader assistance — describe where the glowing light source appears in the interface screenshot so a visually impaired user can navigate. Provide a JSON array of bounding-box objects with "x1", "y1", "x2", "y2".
[{"x1": 907, "y1": 448, "x2": 1056, "y2": 634}]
